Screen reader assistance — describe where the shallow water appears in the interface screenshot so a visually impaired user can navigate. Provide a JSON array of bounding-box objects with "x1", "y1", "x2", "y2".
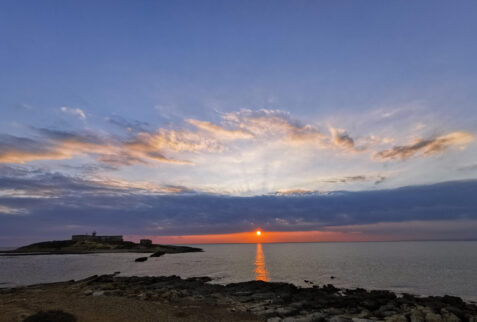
[{"x1": 0, "y1": 241, "x2": 476, "y2": 300}]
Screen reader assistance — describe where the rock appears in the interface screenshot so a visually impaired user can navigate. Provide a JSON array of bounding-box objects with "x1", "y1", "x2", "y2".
[
  {"x1": 325, "y1": 308, "x2": 344, "y2": 315},
  {"x1": 275, "y1": 306, "x2": 299, "y2": 317},
  {"x1": 352, "y1": 319, "x2": 375, "y2": 322},
  {"x1": 92, "y1": 291, "x2": 105, "y2": 296},
  {"x1": 327, "y1": 317, "x2": 351, "y2": 322},
  {"x1": 150, "y1": 251, "x2": 166, "y2": 257},
  {"x1": 83, "y1": 289, "x2": 93, "y2": 296},
  {"x1": 425, "y1": 312, "x2": 443, "y2": 322},
  {"x1": 384, "y1": 315, "x2": 407, "y2": 322},
  {"x1": 330, "y1": 276, "x2": 335, "y2": 279},
  {"x1": 267, "y1": 318, "x2": 282, "y2": 322},
  {"x1": 23, "y1": 310, "x2": 77, "y2": 322},
  {"x1": 135, "y1": 257, "x2": 148, "y2": 262},
  {"x1": 409, "y1": 308, "x2": 425, "y2": 322},
  {"x1": 440, "y1": 310, "x2": 461, "y2": 322},
  {"x1": 288, "y1": 312, "x2": 326, "y2": 322}
]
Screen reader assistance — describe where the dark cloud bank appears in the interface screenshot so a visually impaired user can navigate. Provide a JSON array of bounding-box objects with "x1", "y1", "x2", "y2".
[{"x1": 1, "y1": 166, "x2": 477, "y2": 245}]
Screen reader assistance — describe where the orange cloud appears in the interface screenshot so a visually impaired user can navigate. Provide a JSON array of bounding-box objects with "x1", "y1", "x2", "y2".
[
  {"x1": 187, "y1": 119, "x2": 253, "y2": 139},
  {"x1": 374, "y1": 131, "x2": 474, "y2": 161}
]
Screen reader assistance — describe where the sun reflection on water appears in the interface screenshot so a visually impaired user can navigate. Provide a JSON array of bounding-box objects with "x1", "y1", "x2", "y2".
[{"x1": 254, "y1": 243, "x2": 269, "y2": 281}]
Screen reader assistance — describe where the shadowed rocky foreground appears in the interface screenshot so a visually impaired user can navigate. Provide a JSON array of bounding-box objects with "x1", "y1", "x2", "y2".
[{"x1": 1, "y1": 274, "x2": 476, "y2": 322}]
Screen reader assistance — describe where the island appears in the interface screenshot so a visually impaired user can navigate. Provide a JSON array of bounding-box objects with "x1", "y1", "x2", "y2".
[{"x1": 0, "y1": 232, "x2": 202, "y2": 255}]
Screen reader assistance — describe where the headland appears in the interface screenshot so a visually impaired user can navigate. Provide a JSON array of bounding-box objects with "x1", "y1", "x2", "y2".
[{"x1": 0, "y1": 233, "x2": 202, "y2": 256}]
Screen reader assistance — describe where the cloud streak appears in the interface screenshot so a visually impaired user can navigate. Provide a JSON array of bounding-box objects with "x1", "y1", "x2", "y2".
[
  {"x1": 61, "y1": 106, "x2": 86, "y2": 120},
  {"x1": 1, "y1": 164, "x2": 476, "y2": 243},
  {"x1": 374, "y1": 132, "x2": 474, "y2": 161}
]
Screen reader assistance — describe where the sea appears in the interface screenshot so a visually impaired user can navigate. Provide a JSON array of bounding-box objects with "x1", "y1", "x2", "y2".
[{"x1": 0, "y1": 241, "x2": 476, "y2": 301}]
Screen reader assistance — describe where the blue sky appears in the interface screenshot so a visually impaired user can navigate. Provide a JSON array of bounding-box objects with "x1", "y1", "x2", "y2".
[{"x1": 1, "y1": 1, "x2": 477, "y2": 244}]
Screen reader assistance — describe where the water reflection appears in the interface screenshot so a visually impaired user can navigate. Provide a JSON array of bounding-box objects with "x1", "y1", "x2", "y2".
[{"x1": 255, "y1": 243, "x2": 269, "y2": 281}]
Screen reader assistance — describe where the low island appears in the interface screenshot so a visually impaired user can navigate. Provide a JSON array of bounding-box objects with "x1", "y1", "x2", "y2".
[{"x1": 0, "y1": 232, "x2": 202, "y2": 256}]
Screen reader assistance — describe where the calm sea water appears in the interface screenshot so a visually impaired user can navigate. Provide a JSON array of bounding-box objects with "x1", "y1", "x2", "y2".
[{"x1": 0, "y1": 242, "x2": 476, "y2": 300}]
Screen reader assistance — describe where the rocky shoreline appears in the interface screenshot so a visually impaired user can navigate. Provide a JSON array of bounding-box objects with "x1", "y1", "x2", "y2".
[{"x1": 1, "y1": 274, "x2": 476, "y2": 322}]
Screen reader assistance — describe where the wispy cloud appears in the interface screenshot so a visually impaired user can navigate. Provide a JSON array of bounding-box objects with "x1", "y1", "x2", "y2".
[
  {"x1": 60, "y1": 106, "x2": 87, "y2": 120},
  {"x1": 0, "y1": 109, "x2": 474, "y2": 190},
  {"x1": 0, "y1": 205, "x2": 28, "y2": 215},
  {"x1": 374, "y1": 132, "x2": 474, "y2": 161},
  {"x1": 187, "y1": 119, "x2": 253, "y2": 139}
]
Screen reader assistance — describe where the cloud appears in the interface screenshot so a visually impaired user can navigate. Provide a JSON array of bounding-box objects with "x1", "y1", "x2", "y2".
[
  {"x1": 273, "y1": 175, "x2": 387, "y2": 196},
  {"x1": 0, "y1": 129, "x2": 195, "y2": 166},
  {"x1": 0, "y1": 165, "x2": 476, "y2": 242},
  {"x1": 274, "y1": 189, "x2": 321, "y2": 196},
  {"x1": 60, "y1": 106, "x2": 86, "y2": 120},
  {"x1": 0, "y1": 110, "x2": 473, "y2": 172},
  {"x1": 187, "y1": 119, "x2": 253, "y2": 139},
  {"x1": 0, "y1": 205, "x2": 28, "y2": 215},
  {"x1": 221, "y1": 109, "x2": 364, "y2": 152},
  {"x1": 319, "y1": 174, "x2": 386, "y2": 184},
  {"x1": 106, "y1": 116, "x2": 150, "y2": 133},
  {"x1": 457, "y1": 162, "x2": 477, "y2": 172},
  {"x1": 374, "y1": 131, "x2": 474, "y2": 161},
  {"x1": 329, "y1": 127, "x2": 361, "y2": 151},
  {"x1": 0, "y1": 135, "x2": 72, "y2": 164},
  {"x1": 223, "y1": 109, "x2": 327, "y2": 144}
]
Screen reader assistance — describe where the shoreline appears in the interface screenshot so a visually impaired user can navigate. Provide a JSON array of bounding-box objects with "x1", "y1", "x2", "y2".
[
  {"x1": 0, "y1": 250, "x2": 196, "y2": 256},
  {"x1": 1, "y1": 274, "x2": 476, "y2": 321}
]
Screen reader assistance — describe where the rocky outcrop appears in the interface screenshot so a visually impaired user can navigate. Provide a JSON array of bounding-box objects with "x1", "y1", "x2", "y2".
[
  {"x1": 60, "y1": 274, "x2": 477, "y2": 322},
  {"x1": 150, "y1": 251, "x2": 166, "y2": 257},
  {"x1": 1, "y1": 240, "x2": 202, "y2": 255},
  {"x1": 134, "y1": 257, "x2": 148, "y2": 262}
]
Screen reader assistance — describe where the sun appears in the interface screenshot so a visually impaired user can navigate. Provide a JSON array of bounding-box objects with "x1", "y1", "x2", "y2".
[{"x1": 256, "y1": 230, "x2": 262, "y2": 236}]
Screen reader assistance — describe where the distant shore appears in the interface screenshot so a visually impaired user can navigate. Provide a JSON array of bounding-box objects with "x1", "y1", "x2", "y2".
[
  {"x1": 0, "y1": 239, "x2": 202, "y2": 256},
  {"x1": 1, "y1": 274, "x2": 476, "y2": 322}
]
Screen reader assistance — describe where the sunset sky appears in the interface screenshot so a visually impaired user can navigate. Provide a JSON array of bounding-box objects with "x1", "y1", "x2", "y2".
[{"x1": 1, "y1": 1, "x2": 477, "y2": 246}]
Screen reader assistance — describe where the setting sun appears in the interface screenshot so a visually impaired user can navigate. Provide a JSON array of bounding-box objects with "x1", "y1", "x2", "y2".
[{"x1": 256, "y1": 230, "x2": 262, "y2": 236}]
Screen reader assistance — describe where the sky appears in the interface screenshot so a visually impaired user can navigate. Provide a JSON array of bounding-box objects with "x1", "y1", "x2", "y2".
[{"x1": 1, "y1": 0, "x2": 477, "y2": 246}]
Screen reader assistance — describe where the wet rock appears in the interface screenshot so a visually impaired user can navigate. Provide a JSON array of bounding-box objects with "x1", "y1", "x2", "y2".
[
  {"x1": 150, "y1": 251, "x2": 166, "y2": 257},
  {"x1": 135, "y1": 257, "x2": 148, "y2": 262}
]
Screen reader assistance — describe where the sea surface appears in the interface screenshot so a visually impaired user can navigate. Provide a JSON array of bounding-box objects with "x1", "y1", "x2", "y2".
[{"x1": 1, "y1": 241, "x2": 476, "y2": 301}]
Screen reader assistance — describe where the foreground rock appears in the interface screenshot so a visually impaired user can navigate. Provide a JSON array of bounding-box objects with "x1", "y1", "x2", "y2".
[{"x1": 2, "y1": 275, "x2": 476, "y2": 322}]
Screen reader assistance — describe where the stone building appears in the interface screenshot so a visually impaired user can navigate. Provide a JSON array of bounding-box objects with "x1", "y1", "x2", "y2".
[{"x1": 72, "y1": 231, "x2": 123, "y2": 242}]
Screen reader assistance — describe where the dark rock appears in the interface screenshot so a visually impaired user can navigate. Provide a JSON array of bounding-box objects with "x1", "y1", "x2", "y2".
[
  {"x1": 135, "y1": 257, "x2": 148, "y2": 262},
  {"x1": 150, "y1": 251, "x2": 166, "y2": 257},
  {"x1": 23, "y1": 310, "x2": 76, "y2": 322}
]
